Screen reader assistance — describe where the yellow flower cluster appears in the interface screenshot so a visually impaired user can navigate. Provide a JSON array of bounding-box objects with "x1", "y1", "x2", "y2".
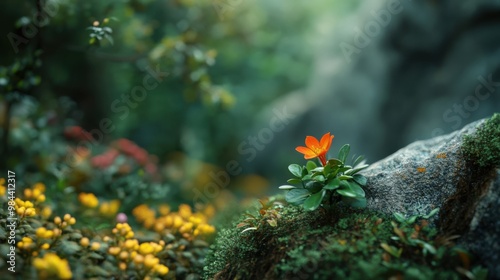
[
  {"x1": 18, "y1": 223, "x2": 65, "y2": 255},
  {"x1": 107, "y1": 223, "x2": 169, "y2": 277},
  {"x1": 16, "y1": 182, "x2": 52, "y2": 218},
  {"x1": 132, "y1": 204, "x2": 216, "y2": 240},
  {"x1": 17, "y1": 237, "x2": 35, "y2": 251},
  {"x1": 80, "y1": 237, "x2": 101, "y2": 251},
  {"x1": 78, "y1": 192, "x2": 99, "y2": 208},
  {"x1": 53, "y1": 214, "x2": 76, "y2": 229},
  {"x1": 15, "y1": 198, "x2": 36, "y2": 217},
  {"x1": 99, "y1": 199, "x2": 121, "y2": 216},
  {"x1": 24, "y1": 182, "x2": 46, "y2": 203},
  {"x1": 33, "y1": 253, "x2": 72, "y2": 279},
  {"x1": 132, "y1": 204, "x2": 156, "y2": 228},
  {"x1": 112, "y1": 222, "x2": 135, "y2": 239}
]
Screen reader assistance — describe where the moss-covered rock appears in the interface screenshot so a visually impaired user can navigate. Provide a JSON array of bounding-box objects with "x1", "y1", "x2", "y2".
[
  {"x1": 204, "y1": 201, "x2": 485, "y2": 279},
  {"x1": 205, "y1": 115, "x2": 500, "y2": 279},
  {"x1": 462, "y1": 113, "x2": 500, "y2": 168}
]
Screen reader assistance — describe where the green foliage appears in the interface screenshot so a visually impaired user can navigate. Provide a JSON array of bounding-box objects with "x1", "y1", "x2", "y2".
[
  {"x1": 280, "y1": 144, "x2": 369, "y2": 211},
  {"x1": 204, "y1": 202, "x2": 487, "y2": 279},
  {"x1": 462, "y1": 113, "x2": 500, "y2": 168},
  {"x1": 236, "y1": 198, "x2": 284, "y2": 233}
]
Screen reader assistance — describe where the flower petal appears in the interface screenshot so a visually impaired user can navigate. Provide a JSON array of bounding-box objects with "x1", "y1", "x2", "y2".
[
  {"x1": 305, "y1": 136, "x2": 320, "y2": 149},
  {"x1": 295, "y1": 146, "x2": 317, "y2": 159},
  {"x1": 319, "y1": 133, "x2": 334, "y2": 151},
  {"x1": 319, "y1": 133, "x2": 331, "y2": 150}
]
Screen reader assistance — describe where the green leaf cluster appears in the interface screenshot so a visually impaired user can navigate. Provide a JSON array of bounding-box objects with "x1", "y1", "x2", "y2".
[{"x1": 279, "y1": 144, "x2": 369, "y2": 211}]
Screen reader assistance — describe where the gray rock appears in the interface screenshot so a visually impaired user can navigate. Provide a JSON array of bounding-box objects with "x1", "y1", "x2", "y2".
[{"x1": 361, "y1": 117, "x2": 500, "y2": 277}]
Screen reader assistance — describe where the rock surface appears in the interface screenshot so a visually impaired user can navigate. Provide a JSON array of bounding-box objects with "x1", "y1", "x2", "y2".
[{"x1": 362, "y1": 117, "x2": 500, "y2": 277}]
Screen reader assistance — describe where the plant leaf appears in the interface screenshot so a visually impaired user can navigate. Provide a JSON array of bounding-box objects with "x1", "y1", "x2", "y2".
[
  {"x1": 339, "y1": 175, "x2": 353, "y2": 180},
  {"x1": 288, "y1": 164, "x2": 303, "y2": 177},
  {"x1": 285, "y1": 188, "x2": 310, "y2": 205},
  {"x1": 353, "y1": 174, "x2": 367, "y2": 186},
  {"x1": 312, "y1": 174, "x2": 326, "y2": 182},
  {"x1": 241, "y1": 227, "x2": 258, "y2": 233},
  {"x1": 311, "y1": 167, "x2": 324, "y2": 172},
  {"x1": 327, "y1": 159, "x2": 343, "y2": 166},
  {"x1": 338, "y1": 144, "x2": 350, "y2": 163},
  {"x1": 287, "y1": 178, "x2": 302, "y2": 184},
  {"x1": 344, "y1": 164, "x2": 369, "y2": 175},
  {"x1": 393, "y1": 212, "x2": 406, "y2": 223},
  {"x1": 306, "y1": 161, "x2": 317, "y2": 171},
  {"x1": 337, "y1": 180, "x2": 365, "y2": 197},
  {"x1": 279, "y1": 185, "x2": 297, "y2": 190},
  {"x1": 324, "y1": 178, "x2": 340, "y2": 190},
  {"x1": 422, "y1": 208, "x2": 440, "y2": 219},
  {"x1": 352, "y1": 155, "x2": 365, "y2": 167},
  {"x1": 305, "y1": 181, "x2": 323, "y2": 193},
  {"x1": 303, "y1": 189, "x2": 326, "y2": 211},
  {"x1": 407, "y1": 215, "x2": 418, "y2": 224},
  {"x1": 267, "y1": 219, "x2": 277, "y2": 227}
]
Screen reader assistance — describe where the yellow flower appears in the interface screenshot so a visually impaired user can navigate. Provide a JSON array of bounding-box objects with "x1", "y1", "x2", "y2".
[
  {"x1": 132, "y1": 204, "x2": 156, "y2": 223},
  {"x1": 24, "y1": 188, "x2": 32, "y2": 198},
  {"x1": 80, "y1": 237, "x2": 90, "y2": 247},
  {"x1": 40, "y1": 206, "x2": 52, "y2": 219},
  {"x1": 36, "y1": 227, "x2": 54, "y2": 239},
  {"x1": 33, "y1": 253, "x2": 72, "y2": 279},
  {"x1": 133, "y1": 254, "x2": 144, "y2": 265},
  {"x1": 158, "y1": 204, "x2": 170, "y2": 215},
  {"x1": 124, "y1": 239, "x2": 139, "y2": 250},
  {"x1": 195, "y1": 224, "x2": 216, "y2": 236},
  {"x1": 143, "y1": 254, "x2": 159, "y2": 268},
  {"x1": 178, "y1": 204, "x2": 192, "y2": 219},
  {"x1": 36, "y1": 194, "x2": 46, "y2": 203},
  {"x1": 99, "y1": 200, "x2": 121, "y2": 216},
  {"x1": 154, "y1": 264, "x2": 169, "y2": 276},
  {"x1": 108, "y1": 247, "x2": 121, "y2": 255},
  {"x1": 18, "y1": 237, "x2": 35, "y2": 250},
  {"x1": 33, "y1": 182, "x2": 46, "y2": 192},
  {"x1": 173, "y1": 215, "x2": 184, "y2": 228},
  {"x1": 0, "y1": 178, "x2": 6, "y2": 197},
  {"x1": 138, "y1": 243, "x2": 154, "y2": 255},
  {"x1": 90, "y1": 242, "x2": 101, "y2": 251},
  {"x1": 16, "y1": 203, "x2": 36, "y2": 217},
  {"x1": 78, "y1": 192, "x2": 99, "y2": 208},
  {"x1": 179, "y1": 222, "x2": 193, "y2": 234},
  {"x1": 119, "y1": 251, "x2": 129, "y2": 260}
]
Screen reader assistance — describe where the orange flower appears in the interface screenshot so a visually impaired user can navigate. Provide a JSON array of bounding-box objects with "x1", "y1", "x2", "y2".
[{"x1": 295, "y1": 132, "x2": 334, "y2": 166}]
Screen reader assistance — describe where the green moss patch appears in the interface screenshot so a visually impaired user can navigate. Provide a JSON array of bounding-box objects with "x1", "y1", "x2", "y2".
[
  {"x1": 204, "y1": 201, "x2": 486, "y2": 279},
  {"x1": 462, "y1": 113, "x2": 500, "y2": 168}
]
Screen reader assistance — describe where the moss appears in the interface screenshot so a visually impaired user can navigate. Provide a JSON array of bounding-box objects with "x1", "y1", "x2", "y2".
[
  {"x1": 440, "y1": 113, "x2": 500, "y2": 235},
  {"x1": 462, "y1": 113, "x2": 500, "y2": 168},
  {"x1": 204, "y1": 201, "x2": 485, "y2": 279}
]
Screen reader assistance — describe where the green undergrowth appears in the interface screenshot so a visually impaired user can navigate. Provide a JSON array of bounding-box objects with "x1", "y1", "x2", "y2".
[
  {"x1": 204, "y1": 199, "x2": 487, "y2": 280},
  {"x1": 462, "y1": 113, "x2": 500, "y2": 168}
]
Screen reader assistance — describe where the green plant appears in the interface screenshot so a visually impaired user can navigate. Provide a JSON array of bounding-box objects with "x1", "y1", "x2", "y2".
[
  {"x1": 379, "y1": 209, "x2": 487, "y2": 279},
  {"x1": 236, "y1": 198, "x2": 284, "y2": 233},
  {"x1": 280, "y1": 133, "x2": 369, "y2": 211}
]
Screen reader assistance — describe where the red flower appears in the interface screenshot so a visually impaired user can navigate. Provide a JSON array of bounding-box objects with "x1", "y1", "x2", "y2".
[
  {"x1": 64, "y1": 126, "x2": 93, "y2": 141},
  {"x1": 295, "y1": 132, "x2": 334, "y2": 166}
]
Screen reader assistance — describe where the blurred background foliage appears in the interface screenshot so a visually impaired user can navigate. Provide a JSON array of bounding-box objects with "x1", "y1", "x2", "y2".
[
  {"x1": 3, "y1": 0, "x2": 499, "y2": 206},
  {"x1": 0, "y1": 0, "x2": 362, "y2": 208}
]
